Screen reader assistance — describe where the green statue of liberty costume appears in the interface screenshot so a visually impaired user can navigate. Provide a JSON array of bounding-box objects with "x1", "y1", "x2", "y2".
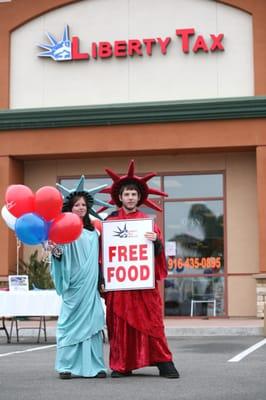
[{"x1": 51, "y1": 176, "x2": 112, "y2": 379}]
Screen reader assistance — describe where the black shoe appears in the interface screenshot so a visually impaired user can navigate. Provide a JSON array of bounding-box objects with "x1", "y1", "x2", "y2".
[
  {"x1": 111, "y1": 370, "x2": 132, "y2": 378},
  {"x1": 59, "y1": 372, "x2": 72, "y2": 379},
  {"x1": 157, "y1": 362, "x2": 180, "y2": 379},
  {"x1": 95, "y1": 371, "x2": 107, "y2": 378}
]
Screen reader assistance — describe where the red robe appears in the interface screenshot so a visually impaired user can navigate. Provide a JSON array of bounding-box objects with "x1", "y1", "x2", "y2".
[{"x1": 105, "y1": 208, "x2": 172, "y2": 373}]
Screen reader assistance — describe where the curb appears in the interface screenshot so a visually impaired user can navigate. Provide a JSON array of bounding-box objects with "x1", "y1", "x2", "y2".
[{"x1": 165, "y1": 326, "x2": 264, "y2": 337}]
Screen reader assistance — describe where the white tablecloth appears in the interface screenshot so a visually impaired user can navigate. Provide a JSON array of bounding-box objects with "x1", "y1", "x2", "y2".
[{"x1": 0, "y1": 290, "x2": 62, "y2": 317}]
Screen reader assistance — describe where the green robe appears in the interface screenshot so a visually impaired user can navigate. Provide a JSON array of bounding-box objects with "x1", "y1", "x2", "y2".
[{"x1": 51, "y1": 229, "x2": 106, "y2": 377}]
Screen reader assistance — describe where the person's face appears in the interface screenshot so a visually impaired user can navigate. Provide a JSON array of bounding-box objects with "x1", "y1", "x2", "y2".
[
  {"x1": 119, "y1": 189, "x2": 140, "y2": 213},
  {"x1": 72, "y1": 197, "x2": 87, "y2": 218}
]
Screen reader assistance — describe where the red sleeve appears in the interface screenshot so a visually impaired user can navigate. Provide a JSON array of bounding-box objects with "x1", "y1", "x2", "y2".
[{"x1": 154, "y1": 223, "x2": 168, "y2": 280}]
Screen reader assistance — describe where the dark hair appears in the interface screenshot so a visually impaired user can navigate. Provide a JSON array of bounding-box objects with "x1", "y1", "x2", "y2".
[
  {"x1": 62, "y1": 194, "x2": 95, "y2": 231},
  {"x1": 119, "y1": 182, "x2": 141, "y2": 197}
]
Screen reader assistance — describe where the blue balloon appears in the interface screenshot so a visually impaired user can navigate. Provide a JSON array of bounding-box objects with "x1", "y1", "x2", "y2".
[{"x1": 15, "y1": 213, "x2": 49, "y2": 245}]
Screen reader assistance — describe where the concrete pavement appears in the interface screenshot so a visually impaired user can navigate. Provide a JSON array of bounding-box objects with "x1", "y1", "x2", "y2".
[{"x1": 1, "y1": 336, "x2": 266, "y2": 400}]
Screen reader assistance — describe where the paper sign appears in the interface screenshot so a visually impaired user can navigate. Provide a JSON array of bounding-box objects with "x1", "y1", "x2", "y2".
[
  {"x1": 8, "y1": 275, "x2": 29, "y2": 292},
  {"x1": 166, "y1": 241, "x2": 176, "y2": 256},
  {"x1": 102, "y1": 218, "x2": 154, "y2": 291}
]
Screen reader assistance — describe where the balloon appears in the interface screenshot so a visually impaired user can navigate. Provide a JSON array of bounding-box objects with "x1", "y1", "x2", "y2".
[
  {"x1": 48, "y1": 212, "x2": 83, "y2": 244},
  {"x1": 15, "y1": 213, "x2": 49, "y2": 245},
  {"x1": 35, "y1": 186, "x2": 63, "y2": 221},
  {"x1": 91, "y1": 218, "x2": 102, "y2": 235},
  {"x1": 5, "y1": 185, "x2": 35, "y2": 217},
  {"x1": 1, "y1": 205, "x2": 17, "y2": 230}
]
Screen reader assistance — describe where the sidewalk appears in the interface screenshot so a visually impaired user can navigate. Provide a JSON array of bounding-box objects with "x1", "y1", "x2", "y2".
[
  {"x1": 165, "y1": 317, "x2": 265, "y2": 337},
  {"x1": 1, "y1": 317, "x2": 265, "y2": 342}
]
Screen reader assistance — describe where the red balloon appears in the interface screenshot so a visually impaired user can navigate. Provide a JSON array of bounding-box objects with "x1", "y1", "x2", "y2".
[
  {"x1": 35, "y1": 186, "x2": 63, "y2": 221},
  {"x1": 5, "y1": 185, "x2": 35, "y2": 217},
  {"x1": 48, "y1": 212, "x2": 83, "y2": 244},
  {"x1": 91, "y1": 219, "x2": 102, "y2": 235}
]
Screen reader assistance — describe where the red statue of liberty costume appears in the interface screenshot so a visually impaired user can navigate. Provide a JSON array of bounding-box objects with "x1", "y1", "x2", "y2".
[{"x1": 100, "y1": 160, "x2": 180, "y2": 378}]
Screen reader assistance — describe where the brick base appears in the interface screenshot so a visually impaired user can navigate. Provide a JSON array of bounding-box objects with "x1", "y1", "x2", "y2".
[{"x1": 254, "y1": 274, "x2": 266, "y2": 318}]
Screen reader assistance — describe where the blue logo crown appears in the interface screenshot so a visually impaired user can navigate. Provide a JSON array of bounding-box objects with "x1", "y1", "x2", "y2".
[{"x1": 38, "y1": 25, "x2": 72, "y2": 61}]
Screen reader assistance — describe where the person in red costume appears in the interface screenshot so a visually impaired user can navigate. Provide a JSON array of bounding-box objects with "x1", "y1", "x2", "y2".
[{"x1": 100, "y1": 160, "x2": 180, "y2": 379}]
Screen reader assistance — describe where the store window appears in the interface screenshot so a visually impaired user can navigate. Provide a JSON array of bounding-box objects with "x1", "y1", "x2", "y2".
[
  {"x1": 164, "y1": 174, "x2": 225, "y2": 317},
  {"x1": 60, "y1": 173, "x2": 225, "y2": 317},
  {"x1": 60, "y1": 177, "x2": 112, "y2": 214},
  {"x1": 60, "y1": 176, "x2": 161, "y2": 215}
]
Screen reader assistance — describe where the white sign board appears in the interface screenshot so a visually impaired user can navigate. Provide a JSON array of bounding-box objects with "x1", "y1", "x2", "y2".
[
  {"x1": 102, "y1": 218, "x2": 154, "y2": 291},
  {"x1": 8, "y1": 275, "x2": 29, "y2": 292}
]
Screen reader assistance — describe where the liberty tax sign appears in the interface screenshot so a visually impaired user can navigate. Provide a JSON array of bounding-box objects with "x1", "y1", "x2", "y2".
[
  {"x1": 102, "y1": 218, "x2": 154, "y2": 291},
  {"x1": 38, "y1": 26, "x2": 224, "y2": 62}
]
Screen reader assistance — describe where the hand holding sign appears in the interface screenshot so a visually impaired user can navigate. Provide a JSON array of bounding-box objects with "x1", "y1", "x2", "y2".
[{"x1": 144, "y1": 232, "x2": 157, "y2": 241}]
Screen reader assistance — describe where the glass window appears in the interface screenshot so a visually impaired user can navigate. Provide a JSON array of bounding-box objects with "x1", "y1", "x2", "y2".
[
  {"x1": 147, "y1": 177, "x2": 161, "y2": 196},
  {"x1": 59, "y1": 176, "x2": 161, "y2": 216},
  {"x1": 60, "y1": 176, "x2": 160, "y2": 201},
  {"x1": 165, "y1": 201, "x2": 224, "y2": 275},
  {"x1": 60, "y1": 177, "x2": 112, "y2": 203},
  {"x1": 164, "y1": 276, "x2": 225, "y2": 316},
  {"x1": 59, "y1": 177, "x2": 114, "y2": 216},
  {"x1": 60, "y1": 172, "x2": 226, "y2": 318},
  {"x1": 163, "y1": 173, "x2": 225, "y2": 317},
  {"x1": 164, "y1": 174, "x2": 223, "y2": 199}
]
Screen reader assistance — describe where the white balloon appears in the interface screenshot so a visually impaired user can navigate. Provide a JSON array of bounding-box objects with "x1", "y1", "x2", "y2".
[{"x1": 1, "y1": 205, "x2": 17, "y2": 230}]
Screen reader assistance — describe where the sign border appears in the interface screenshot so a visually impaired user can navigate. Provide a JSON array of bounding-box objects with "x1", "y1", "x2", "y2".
[{"x1": 102, "y1": 218, "x2": 155, "y2": 291}]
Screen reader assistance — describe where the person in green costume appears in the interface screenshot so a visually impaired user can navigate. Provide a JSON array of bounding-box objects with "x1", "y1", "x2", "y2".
[{"x1": 51, "y1": 177, "x2": 111, "y2": 379}]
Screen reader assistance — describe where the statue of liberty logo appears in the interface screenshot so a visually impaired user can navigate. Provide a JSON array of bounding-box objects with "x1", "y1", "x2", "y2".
[{"x1": 38, "y1": 25, "x2": 72, "y2": 61}]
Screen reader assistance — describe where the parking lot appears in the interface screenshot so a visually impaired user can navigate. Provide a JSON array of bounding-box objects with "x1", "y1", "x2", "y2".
[{"x1": 0, "y1": 336, "x2": 265, "y2": 400}]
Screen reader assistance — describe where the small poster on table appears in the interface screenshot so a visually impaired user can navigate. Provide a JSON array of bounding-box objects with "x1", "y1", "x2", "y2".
[{"x1": 8, "y1": 275, "x2": 29, "y2": 292}]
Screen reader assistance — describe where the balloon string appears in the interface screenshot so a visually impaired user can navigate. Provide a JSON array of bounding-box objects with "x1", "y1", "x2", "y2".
[
  {"x1": 16, "y1": 238, "x2": 21, "y2": 275},
  {"x1": 41, "y1": 241, "x2": 52, "y2": 264}
]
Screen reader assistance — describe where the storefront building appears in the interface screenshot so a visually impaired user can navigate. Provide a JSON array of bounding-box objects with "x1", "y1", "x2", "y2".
[{"x1": 0, "y1": 0, "x2": 266, "y2": 318}]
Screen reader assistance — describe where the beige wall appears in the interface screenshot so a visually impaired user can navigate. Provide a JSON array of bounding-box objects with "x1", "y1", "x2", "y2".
[
  {"x1": 24, "y1": 151, "x2": 258, "y2": 316},
  {"x1": 228, "y1": 275, "x2": 257, "y2": 316},
  {"x1": 226, "y1": 152, "x2": 258, "y2": 275}
]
